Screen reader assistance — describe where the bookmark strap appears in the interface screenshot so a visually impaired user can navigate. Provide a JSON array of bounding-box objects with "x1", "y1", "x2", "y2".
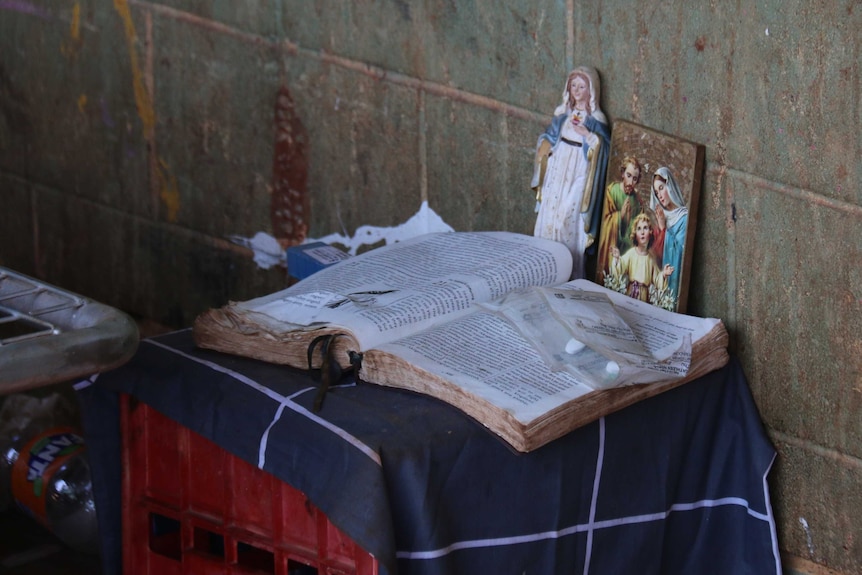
[
  {"x1": 307, "y1": 334, "x2": 346, "y2": 412},
  {"x1": 349, "y1": 350, "x2": 364, "y2": 384}
]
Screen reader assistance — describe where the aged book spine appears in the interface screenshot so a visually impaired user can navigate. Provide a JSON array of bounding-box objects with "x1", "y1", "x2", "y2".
[{"x1": 193, "y1": 306, "x2": 358, "y2": 369}]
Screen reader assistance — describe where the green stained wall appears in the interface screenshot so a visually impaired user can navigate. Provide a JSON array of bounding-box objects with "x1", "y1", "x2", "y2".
[{"x1": 0, "y1": 2, "x2": 860, "y2": 572}]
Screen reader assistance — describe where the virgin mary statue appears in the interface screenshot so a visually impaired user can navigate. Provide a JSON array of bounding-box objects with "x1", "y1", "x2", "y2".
[{"x1": 530, "y1": 66, "x2": 610, "y2": 279}]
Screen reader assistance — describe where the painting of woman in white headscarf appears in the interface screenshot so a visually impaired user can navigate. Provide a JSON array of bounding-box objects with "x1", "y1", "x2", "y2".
[
  {"x1": 650, "y1": 167, "x2": 687, "y2": 304},
  {"x1": 530, "y1": 66, "x2": 610, "y2": 280}
]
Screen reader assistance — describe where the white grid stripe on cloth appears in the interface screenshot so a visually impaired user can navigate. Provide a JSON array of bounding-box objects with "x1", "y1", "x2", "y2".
[
  {"x1": 396, "y1": 415, "x2": 781, "y2": 575},
  {"x1": 143, "y1": 339, "x2": 382, "y2": 467}
]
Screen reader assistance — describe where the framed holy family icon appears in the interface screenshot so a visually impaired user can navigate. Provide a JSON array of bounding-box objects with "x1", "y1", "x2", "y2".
[{"x1": 594, "y1": 120, "x2": 705, "y2": 313}]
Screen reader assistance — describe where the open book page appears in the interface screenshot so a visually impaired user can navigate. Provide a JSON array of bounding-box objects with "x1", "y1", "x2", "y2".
[
  {"x1": 562, "y1": 279, "x2": 722, "y2": 358},
  {"x1": 362, "y1": 280, "x2": 726, "y2": 427},
  {"x1": 363, "y1": 309, "x2": 596, "y2": 426},
  {"x1": 484, "y1": 282, "x2": 717, "y2": 390},
  {"x1": 482, "y1": 288, "x2": 680, "y2": 390},
  {"x1": 239, "y1": 232, "x2": 573, "y2": 350}
]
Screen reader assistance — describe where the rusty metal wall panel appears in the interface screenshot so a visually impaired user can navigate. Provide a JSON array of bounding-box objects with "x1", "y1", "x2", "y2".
[
  {"x1": 148, "y1": 13, "x2": 276, "y2": 234},
  {"x1": 272, "y1": 0, "x2": 568, "y2": 113},
  {"x1": 293, "y1": 65, "x2": 426, "y2": 238},
  {"x1": 771, "y1": 439, "x2": 862, "y2": 574},
  {"x1": 0, "y1": 4, "x2": 150, "y2": 214},
  {"x1": 0, "y1": 176, "x2": 36, "y2": 275},
  {"x1": 425, "y1": 96, "x2": 535, "y2": 235},
  {"x1": 733, "y1": 175, "x2": 862, "y2": 456}
]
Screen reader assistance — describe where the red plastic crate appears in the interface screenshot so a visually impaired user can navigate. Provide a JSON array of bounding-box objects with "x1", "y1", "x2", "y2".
[{"x1": 120, "y1": 394, "x2": 379, "y2": 575}]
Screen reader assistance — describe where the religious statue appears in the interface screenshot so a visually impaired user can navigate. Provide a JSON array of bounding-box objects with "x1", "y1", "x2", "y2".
[{"x1": 530, "y1": 66, "x2": 610, "y2": 279}]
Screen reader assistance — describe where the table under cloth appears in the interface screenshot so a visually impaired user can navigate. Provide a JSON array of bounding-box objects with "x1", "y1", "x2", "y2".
[{"x1": 76, "y1": 329, "x2": 781, "y2": 575}]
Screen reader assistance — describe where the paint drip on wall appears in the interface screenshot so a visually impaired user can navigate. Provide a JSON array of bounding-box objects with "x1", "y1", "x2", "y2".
[{"x1": 271, "y1": 85, "x2": 309, "y2": 248}]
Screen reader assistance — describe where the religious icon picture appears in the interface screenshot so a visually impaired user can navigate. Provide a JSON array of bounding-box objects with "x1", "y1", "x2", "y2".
[{"x1": 594, "y1": 120, "x2": 704, "y2": 313}]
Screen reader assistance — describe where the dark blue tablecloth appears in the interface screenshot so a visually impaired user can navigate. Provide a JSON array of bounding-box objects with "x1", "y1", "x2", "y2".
[{"x1": 77, "y1": 329, "x2": 781, "y2": 575}]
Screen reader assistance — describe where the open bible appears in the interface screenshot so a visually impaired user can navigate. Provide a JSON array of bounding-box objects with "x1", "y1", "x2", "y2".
[{"x1": 194, "y1": 231, "x2": 728, "y2": 452}]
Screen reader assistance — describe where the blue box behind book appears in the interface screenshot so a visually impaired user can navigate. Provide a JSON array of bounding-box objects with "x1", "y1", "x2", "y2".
[{"x1": 286, "y1": 242, "x2": 351, "y2": 281}]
